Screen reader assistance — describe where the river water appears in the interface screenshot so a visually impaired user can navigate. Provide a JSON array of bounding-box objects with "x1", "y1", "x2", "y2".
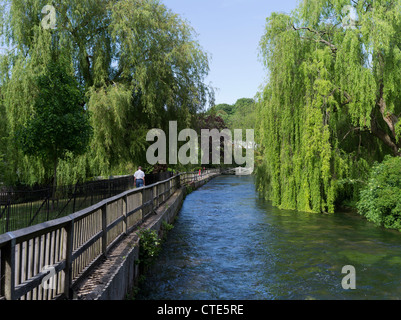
[{"x1": 137, "y1": 175, "x2": 401, "y2": 300}]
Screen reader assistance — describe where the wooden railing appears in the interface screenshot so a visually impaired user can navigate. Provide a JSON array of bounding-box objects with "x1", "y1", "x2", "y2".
[
  {"x1": 180, "y1": 168, "x2": 221, "y2": 185},
  {"x1": 0, "y1": 169, "x2": 222, "y2": 300},
  {"x1": 0, "y1": 174, "x2": 183, "y2": 300}
]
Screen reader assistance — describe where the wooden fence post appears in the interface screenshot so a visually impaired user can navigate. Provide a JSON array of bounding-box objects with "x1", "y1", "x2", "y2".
[
  {"x1": 101, "y1": 204, "x2": 108, "y2": 256},
  {"x1": 153, "y1": 185, "x2": 156, "y2": 209},
  {"x1": 150, "y1": 187, "x2": 154, "y2": 214},
  {"x1": 140, "y1": 189, "x2": 144, "y2": 221},
  {"x1": 123, "y1": 195, "x2": 128, "y2": 235},
  {"x1": 3, "y1": 235, "x2": 16, "y2": 300},
  {"x1": 64, "y1": 218, "x2": 74, "y2": 299}
]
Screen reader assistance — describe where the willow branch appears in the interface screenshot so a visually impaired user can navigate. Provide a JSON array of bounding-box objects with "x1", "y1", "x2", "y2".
[
  {"x1": 341, "y1": 127, "x2": 361, "y2": 142},
  {"x1": 293, "y1": 25, "x2": 338, "y2": 54}
]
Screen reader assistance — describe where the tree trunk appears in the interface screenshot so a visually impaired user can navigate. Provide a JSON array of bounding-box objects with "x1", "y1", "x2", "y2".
[
  {"x1": 370, "y1": 118, "x2": 400, "y2": 156},
  {"x1": 371, "y1": 84, "x2": 401, "y2": 157}
]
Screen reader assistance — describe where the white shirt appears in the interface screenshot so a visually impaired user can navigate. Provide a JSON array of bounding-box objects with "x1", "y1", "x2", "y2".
[{"x1": 134, "y1": 170, "x2": 145, "y2": 180}]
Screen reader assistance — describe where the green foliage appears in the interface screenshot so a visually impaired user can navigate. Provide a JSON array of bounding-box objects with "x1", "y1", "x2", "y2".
[
  {"x1": 16, "y1": 59, "x2": 92, "y2": 168},
  {"x1": 85, "y1": 84, "x2": 149, "y2": 176},
  {"x1": 256, "y1": 0, "x2": 401, "y2": 214},
  {"x1": 357, "y1": 156, "x2": 401, "y2": 230},
  {"x1": 185, "y1": 184, "x2": 194, "y2": 195},
  {"x1": 211, "y1": 98, "x2": 256, "y2": 131},
  {"x1": 161, "y1": 220, "x2": 174, "y2": 241},
  {"x1": 214, "y1": 103, "x2": 234, "y2": 116},
  {"x1": 162, "y1": 220, "x2": 174, "y2": 232},
  {"x1": 137, "y1": 228, "x2": 161, "y2": 267},
  {"x1": 0, "y1": 0, "x2": 213, "y2": 186}
]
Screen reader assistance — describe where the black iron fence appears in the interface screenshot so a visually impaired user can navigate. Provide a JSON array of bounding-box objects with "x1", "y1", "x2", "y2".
[{"x1": 0, "y1": 172, "x2": 173, "y2": 234}]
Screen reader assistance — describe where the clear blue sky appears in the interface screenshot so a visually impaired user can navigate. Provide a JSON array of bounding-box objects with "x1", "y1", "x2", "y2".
[{"x1": 163, "y1": 0, "x2": 300, "y2": 106}]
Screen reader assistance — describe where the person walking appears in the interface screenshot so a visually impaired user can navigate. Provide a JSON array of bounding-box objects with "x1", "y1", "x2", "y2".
[{"x1": 134, "y1": 166, "x2": 146, "y2": 188}]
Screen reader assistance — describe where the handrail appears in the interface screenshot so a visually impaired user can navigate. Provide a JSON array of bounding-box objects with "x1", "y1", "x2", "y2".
[
  {"x1": 0, "y1": 169, "x2": 220, "y2": 300},
  {"x1": 0, "y1": 174, "x2": 173, "y2": 247}
]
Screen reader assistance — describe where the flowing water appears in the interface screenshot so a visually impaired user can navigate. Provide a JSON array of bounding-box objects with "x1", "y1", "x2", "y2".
[{"x1": 137, "y1": 175, "x2": 401, "y2": 300}]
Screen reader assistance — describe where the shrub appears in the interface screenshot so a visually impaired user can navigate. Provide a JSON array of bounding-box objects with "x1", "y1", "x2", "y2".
[
  {"x1": 357, "y1": 156, "x2": 401, "y2": 230},
  {"x1": 137, "y1": 228, "x2": 161, "y2": 267}
]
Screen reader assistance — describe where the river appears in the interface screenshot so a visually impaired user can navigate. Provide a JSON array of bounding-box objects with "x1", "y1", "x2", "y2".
[{"x1": 137, "y1": 175, "x2": 401, "y2": 300}]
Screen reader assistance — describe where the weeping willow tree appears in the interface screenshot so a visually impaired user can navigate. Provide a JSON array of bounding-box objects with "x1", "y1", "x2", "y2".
[
  {"x1": 256, "y1": 0, "x2": 401, "y2": 213},
  {"x1": 0, "y1": 0, "x2": 213, "y2": 186}
]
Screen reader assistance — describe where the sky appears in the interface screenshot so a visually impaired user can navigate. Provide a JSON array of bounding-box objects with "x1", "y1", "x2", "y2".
[{"x1": 163, "y1": 0, "x2": 300, "y2": 106}]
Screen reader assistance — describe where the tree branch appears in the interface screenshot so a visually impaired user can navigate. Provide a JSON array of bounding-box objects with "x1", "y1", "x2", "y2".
[
  {"x1": 293, "y1": 25, "x2": 338, "y2": 54},
  {"x1": 379, "y1": 101, "x2": 398, "y2": 139},
  {"x1": 341, "y1": 127, "x2": 361, "y2": 142},
  {"x1": 377, "y1": 83, "x2": 399, "y2": 139},
  {"x1": 341, "y1": 91, "x2": 353, "y2": 107},
  {"x1": 371, "y1": 116, "x2": 400, "y2": 156}
]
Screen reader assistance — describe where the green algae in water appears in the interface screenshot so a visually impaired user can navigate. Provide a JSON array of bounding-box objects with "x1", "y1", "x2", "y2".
[{"x1": 339, "y1": 250, "x2": 388, "y2": 265}]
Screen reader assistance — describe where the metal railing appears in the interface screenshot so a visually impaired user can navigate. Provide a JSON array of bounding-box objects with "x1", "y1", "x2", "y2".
[
  {"x1": 0, "y1": 172, "x2": 174, "y2": 234},
  {"x1": 0, "y1": 170, "x2": 219, "y2": 300}
]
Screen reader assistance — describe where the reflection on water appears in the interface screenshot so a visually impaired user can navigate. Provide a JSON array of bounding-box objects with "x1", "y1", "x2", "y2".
[{"x1": 137, "y1": 175, "x2": 401, "y2": 300}]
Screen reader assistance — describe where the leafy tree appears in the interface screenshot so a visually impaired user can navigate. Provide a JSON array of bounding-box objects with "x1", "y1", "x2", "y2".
[
  {"x1": 215, "y1": 108, "x2": 229, "y2": 123},
  {"x1": 357, "y1": 156, "x2": 401, "y2": 230},
  {"x1": 232, "y1": 98, "x2": 255, "y2": 113},
  {"x1": 256, "y1": 0, "x2": 401, "y2": 213},
  {"x1": 214, "y1": 103, "x2": 235, "y2": 115},
  {"x1": 230, "y1": 98, "x2": 256, "y2": 131},
  {"x1": 16, "y1": 59, "x2": 92, "y2": 195},
  {"x1": 0, "y1": 0, "x2": 213, "y2": 185},
  {"x1": 198, "y1": 99, "x2": 257, "y2": 168},
  {"x1": 211, "y1": 98, "x2": 257, "y2": 131},
  {"x1": 193, "y1": 111, "x2": 229, "y2": 168}
]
